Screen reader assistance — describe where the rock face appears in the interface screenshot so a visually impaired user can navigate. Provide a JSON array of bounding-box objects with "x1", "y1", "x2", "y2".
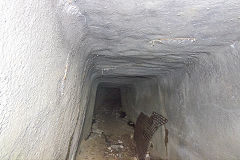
[
  {"x1": 0, "y1": 0, "x2": 87, "y2": 159},
  {"x1": 1, "y1": 0, "x2": 240, "y2": 159}
]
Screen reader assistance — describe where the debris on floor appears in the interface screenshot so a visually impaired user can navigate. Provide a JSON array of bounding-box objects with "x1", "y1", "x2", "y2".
[
  {"x1": 127, "y1": 120, "x2": 135, "y2": 128},
  {"x1": 119, "y1": 111, "x2": 127, "y2": 118},
  {"x1": 77, "y1": 103, "x2": 136, "y2": 160}
]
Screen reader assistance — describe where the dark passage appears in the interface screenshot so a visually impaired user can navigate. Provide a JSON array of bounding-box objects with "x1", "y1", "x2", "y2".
[
  {"x1": 77, "y1": 85, "x2": 136, "y2": 160},
  {"x1": 94, "y1": 86, "x2": 122, "y2": 115}
]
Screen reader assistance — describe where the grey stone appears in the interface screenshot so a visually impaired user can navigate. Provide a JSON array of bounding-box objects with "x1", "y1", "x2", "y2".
[{"x1": 1, "y1": 0, "x2": 240, "y2": 159}]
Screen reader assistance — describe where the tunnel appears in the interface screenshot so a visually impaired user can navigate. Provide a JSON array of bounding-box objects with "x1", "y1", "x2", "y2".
[
  {"x1": 78, "y1": 76, "x2": 171, "y2": 159},
  {"x1": 1, "y1": 0, "x2": 240, "y2": 160}
]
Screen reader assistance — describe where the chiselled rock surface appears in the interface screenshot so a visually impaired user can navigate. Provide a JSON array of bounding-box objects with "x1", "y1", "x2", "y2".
[
  {"x1": 78, "y1": 0, "x2": 240, "y2": 77},
  {"x1": 1, "y1": 0, "x2": 240, "y2": 159},
  {"x1": 78, "y1": 0, "x2": 240, "y2": 159}
]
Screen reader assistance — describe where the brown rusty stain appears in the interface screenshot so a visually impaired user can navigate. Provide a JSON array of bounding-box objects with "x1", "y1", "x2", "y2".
[{"x1": 164, "y1": 128, "x2": 168, "y2": 155}]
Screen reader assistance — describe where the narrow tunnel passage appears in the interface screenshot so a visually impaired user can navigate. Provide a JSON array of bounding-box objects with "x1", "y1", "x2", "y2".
[
  {"x1": 77, "y1": 85, "x2": 136, "y2": 160},
  {"x1": 1, "y1": 0, "x2": 240, "y2": 160}
]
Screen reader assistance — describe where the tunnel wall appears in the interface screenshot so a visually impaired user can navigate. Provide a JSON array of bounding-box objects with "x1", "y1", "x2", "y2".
[
  {"x1": 0, "y1": 1, "x2": 88, "y2": 159},
  {"x1": 79, "y1": 79, "x2": 98, "y2": 141},
  {"x1": 161, "y1": 46, "x2": 240, "y2": 160},
  {"x1": 121, "y1": 78, "x2": 168, "y2": 159},
  {"x1": 121, "y1": 44, "x2": 240, "y2": 160},
  {"x1": 121, "y1": 78, "x2": 161, "y2": 122}
]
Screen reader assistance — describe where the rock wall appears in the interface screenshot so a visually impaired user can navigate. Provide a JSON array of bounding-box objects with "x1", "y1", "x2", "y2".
[
  {"x1": 0, "y1": 0, "x2": 88, "y2": 159},
  {"x1": 161, "y1": 45, "x2": 240, "y2": 160},
  {"x1": 121, "y1": 77, "x2": 168, "y2": 159},
  {"x1": 121, "y1": 43, "x2": 240, "y2": 159}
]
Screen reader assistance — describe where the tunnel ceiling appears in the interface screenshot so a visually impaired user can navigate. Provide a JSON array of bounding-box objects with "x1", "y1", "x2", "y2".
[
  {"x1": 96, "y1": 76, "x2": 153, "y2": 88},
  {"x1": 76, "y1": 0, "x2": 240, "y2": 76}
]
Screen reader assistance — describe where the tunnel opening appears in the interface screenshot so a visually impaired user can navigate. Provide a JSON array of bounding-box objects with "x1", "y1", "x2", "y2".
[
  {"x1": 93, "y1": 85, "x2": 122, "y2": 117},
  {"x1": 77, "y1": 75, "x2": 170, "y2": 160},
  {"x1": 77, "y1": 83, "x2": 137, "y2": 160}
]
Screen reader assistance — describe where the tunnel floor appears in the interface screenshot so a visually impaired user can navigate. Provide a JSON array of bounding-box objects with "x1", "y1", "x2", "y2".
[{"x1": 77, "y1": 100, "x2": 137, "y2": 160}]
